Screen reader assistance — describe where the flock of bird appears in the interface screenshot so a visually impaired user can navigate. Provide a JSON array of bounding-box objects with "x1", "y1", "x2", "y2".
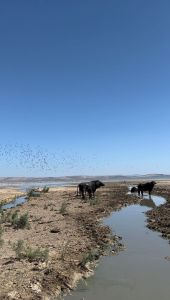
[{"x1": 0, "y1": 143, "x2": 101, "y2": 175}]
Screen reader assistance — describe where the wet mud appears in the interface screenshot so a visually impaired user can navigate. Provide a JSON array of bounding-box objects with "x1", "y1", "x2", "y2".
[{"x1": 146, "y1": 184, "x2": 170, "y2": 239}]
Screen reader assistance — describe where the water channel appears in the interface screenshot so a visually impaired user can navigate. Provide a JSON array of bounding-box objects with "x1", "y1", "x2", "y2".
[
  {"x1": 65, "y1": 193, "x2": 170, "y2": 300},
  {"x1": 2, "y1": 196, "x2": 27, "y2": 210}
]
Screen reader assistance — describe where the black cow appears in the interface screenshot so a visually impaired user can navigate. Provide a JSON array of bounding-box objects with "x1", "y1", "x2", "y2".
[
  {"x1": 138, "y1": 181, "x2": 156, "y2": 197},
  {"x1": 85, "y1": 180, "x2": 105, "y2": 199},
  {"x1": 77, "y1": 180, "x2": 105, "y2": 199},
  {"x1": 131, "y1": 186, "x2": 138, "y2": 193}
]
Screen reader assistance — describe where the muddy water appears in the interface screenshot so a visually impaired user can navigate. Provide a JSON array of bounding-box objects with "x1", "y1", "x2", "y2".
[{"x1": 65, "y1": 194, "x2": 170, "y2": 300}]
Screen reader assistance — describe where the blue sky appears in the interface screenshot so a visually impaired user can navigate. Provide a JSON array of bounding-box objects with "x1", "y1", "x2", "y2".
[{"x1": 0, "y1": 0, "x2": 170, "y2": 176}]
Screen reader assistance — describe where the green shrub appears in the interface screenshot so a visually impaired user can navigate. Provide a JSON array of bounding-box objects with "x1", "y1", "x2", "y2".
[
  {"x1": 60, "y1": 240, "x2": 70, "y2": 261},
  {"x1": 80, "y1": 249, "x2": 99, "y2": 267},
  {"x1": 43, "y1": 204, "x2": 48, "y2": 210},
  {"x1": 13, "y1": 240, "x2": 49, "y2": 262},
  {"x1": 59, "y1": 201, "x2": 67, "y2": 214},
  {"x1": 0, "y1": 210, "x2": 12, "y2": 224},
  {"x1": 27, "y1": 189, "x2": 40, "y2": 198},
  {"x1": 42, "y1": 186, "x2": 49, "y2": 193},
  {"x1": 25, "y1": 246, "x2": 49, "y2": 262},
  {"x1": 0, "y1": 200, "x2": 7, "y2": 211},
  {"x1": 0, "y1": 226, "x2": 4, "y2": 247},
  {"x1": 13, "y1": 240, "x2": 25, "y2": 259},
  {"x1": 11, "y1": 211, "x2": 30, "y2": 229},
  {"x1": 89, "y1": 197, "x2": 101, "y2": 206}
]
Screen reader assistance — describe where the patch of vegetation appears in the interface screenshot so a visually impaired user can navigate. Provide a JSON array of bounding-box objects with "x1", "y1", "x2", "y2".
[
  {"x1": 13, "y1": 239, "x2": 25, "y2": 259},
  {"x1": 43, "y1": 203, "x2": 54, "y2": 210},
  {"x1": 89, "y1": 197, "x2": 101, "y2": 206},
  {"x1": 43, "y1": 204, "x2": 48, "y2": 210},
  {"x1": 11, "y1": 211, "x2": 30, "y2": 229},
  {"x1": 13, "y1": 240, "x2": 49, "y2": 262},
  {"x1": 0, "y1": 210, "x2": 12, "y2": 224},
  {"x1": 60, "y1": 240, "x2": 70, "y2": 261},
  {"x1": 27, "y1": 188, "x2": 40, "y2": 198},
  {"x1": 0, "y1": 226, "x2": 4, "y2": 247},
  {"x1": 80, "y1": 249, "x2": 100, "y2": 268},
  {"x1": 32, "y1": 216, "x2": 42, "y2": 222},
  {"x1": 25, "y1": 246, "x2": 49, "y2": 262},
  {"x1": 59, "y1": 201, "x2": 67, "y2": 214},
  {"x1": 0, "y1": 200, "x2": 7, "y2": 211},
  {"x1": 42, "y1": 186, "x2": 49, "y2": 193}
]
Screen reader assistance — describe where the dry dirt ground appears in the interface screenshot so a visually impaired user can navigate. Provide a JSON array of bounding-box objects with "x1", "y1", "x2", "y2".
[{"x1": 0, "y1": 181, "x2": 169, "y2": 300}]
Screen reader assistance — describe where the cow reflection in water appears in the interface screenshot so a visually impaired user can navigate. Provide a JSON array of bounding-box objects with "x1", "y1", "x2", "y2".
[{"x1": 140, "y1": 198, "x2": 156, "y2": 208}]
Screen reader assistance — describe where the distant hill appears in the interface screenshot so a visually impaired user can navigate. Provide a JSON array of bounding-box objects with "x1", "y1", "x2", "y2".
[{"x1": 0, "y1": 174, "x2": 170, "y2": 184}]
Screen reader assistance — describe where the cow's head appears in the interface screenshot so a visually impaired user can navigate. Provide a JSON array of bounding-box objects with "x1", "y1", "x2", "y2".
[
  {"x1": 94, "y1": 180, "x2": 105, "y2": 188},
  {"x1": 151, "y1": 181, "x2": 156, "y2": 185},
  {"x1": 131, "y1": 187, "x2": 138, "y2": 193}
]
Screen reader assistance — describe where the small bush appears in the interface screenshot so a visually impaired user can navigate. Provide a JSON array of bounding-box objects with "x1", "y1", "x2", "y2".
[
  {"x1": 11, "y1": 211, "x2": 30, "y2": 229},
  {"x1": 89, "y1": 197, "x2": 101, "y2": 206},
  {"x1": 0, "y1": 200, "x2": 7, "y2": 211},
  {"x1": 27, "y1": 189, "x2": 40, "y2": 198},
  {"x1": 0, "y1": 226, "x2": 4, "y2": 247},
  {"x1": 0, "y1": 210, "x2": 12, "y2": 224},
  {"x1": 59, "y1": 201, "x2": 67, "y2": 214},
  {"x1": 60, "y1": 240, "x2": 70, "y2": 261},
  {"x1": 25, "y1": 246, "x2": 49, "y2": 262},
  {"x1": 42, "y1": 186, "x2": 49, "y2": 193},
  {"x1": 13, "y1": 240, "x2": 25, "y2": 259},
  {"x1": 43, "y1": 204, "x2": 48, "y2": 210},
  {"x1": 80, "y1": 249, "x2": 99, "y2": 267},
  {"x1": 13, "y1": 240, "x2": 49, "y2": 262}
]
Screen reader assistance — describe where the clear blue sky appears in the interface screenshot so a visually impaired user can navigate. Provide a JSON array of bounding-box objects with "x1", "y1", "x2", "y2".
[{"x1": 0, "y1": 0, "x2": 170, "y2": 176}]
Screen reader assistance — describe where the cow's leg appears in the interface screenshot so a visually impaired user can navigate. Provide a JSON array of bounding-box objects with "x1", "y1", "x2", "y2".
[
  {"x1": 79, "y1": 186, "x2": 85, "y2": 199},
  {"x1": 88, "y1": 189, "x2": 92, "y2": 199},
  {"x1": 141, "y1": 190, "x2": 143, "y2": 197},
  {"x1": 81, "y1": 190, "x2": 85, "y2": 199},
  {"x1": 76, "y1": 185, "x2": 80, "y2": 196}
]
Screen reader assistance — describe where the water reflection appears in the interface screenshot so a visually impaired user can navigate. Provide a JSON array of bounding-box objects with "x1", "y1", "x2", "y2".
[{"x1": 140, "y1": 198, "x2": 156, "y2": 208}]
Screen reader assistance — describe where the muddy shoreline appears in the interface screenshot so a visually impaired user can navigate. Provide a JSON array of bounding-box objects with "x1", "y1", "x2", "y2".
[
  {"x1": 146, "y1": 183, "x2": 170, "y2": 240},
  {"x1": 0, "y1": 182, "x2": 169, "y2": 299}
]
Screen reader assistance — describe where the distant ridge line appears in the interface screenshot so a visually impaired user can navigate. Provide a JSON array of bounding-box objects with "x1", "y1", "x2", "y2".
[{"x1": 0, "y1": 174, "x2": 170, "y2": 183}]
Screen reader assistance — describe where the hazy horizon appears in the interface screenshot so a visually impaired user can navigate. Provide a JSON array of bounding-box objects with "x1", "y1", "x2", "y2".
[{"x1": 0, "y1": 173, "x2": 170, "y2": 179}]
